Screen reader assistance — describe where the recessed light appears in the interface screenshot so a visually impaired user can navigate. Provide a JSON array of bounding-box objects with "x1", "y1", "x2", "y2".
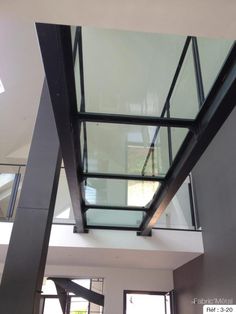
[{"x1": 0, "y1": 79, "x2": 5, "y2": 94}]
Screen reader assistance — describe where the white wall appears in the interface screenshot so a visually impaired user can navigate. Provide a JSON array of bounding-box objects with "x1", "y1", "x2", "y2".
[
  {"x1": 0, "y1": 221, "x2": 202, "y2": 313},
  {"x1": 44, "y1": 264, "x2": 173, "y2": 314},
  {"x1": 0, "y1": 261, "x2": 172, "y2": 314}
]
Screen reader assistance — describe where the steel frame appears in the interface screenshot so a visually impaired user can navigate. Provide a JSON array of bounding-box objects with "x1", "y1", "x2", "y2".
[
  {"x1": 36, "y1": 23, "x2": 236, "y2": 235},
  {"x1": 85, "y1": 204, "x2": 146, "y2": 212},
  {"x1": 77, "y1": 111, "x2": 194, "y2": 128},
  {"x1": 87, "y1": 225, "x2": 140, "y2": 231},
  {"x1": 80, "y1": 171, "x2": 165, "y2": 182}
]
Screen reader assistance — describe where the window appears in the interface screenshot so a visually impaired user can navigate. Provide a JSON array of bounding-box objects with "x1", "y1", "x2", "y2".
[
  {"x1": 41, "y1": 278, "x2": 104, "y2": 314},
  {"x1": 124, "y1": 291, "x2": 171, "y2": 314}
]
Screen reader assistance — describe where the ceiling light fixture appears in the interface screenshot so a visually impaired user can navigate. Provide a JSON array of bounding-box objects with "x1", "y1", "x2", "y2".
[{"x1": 0, "y1": 79, "x2": 5, "y2": 94}]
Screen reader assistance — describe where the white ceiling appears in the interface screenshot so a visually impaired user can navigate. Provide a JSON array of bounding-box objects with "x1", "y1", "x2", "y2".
[
  {"x1": 0, "y1": 244, "x2": 201, "y2": 270},
  {"x1": 0, "y1": 224, "x2": 203, "y2": 270},
  {"x1": 46, "y1": 246, "x2": 201, "y2": 270},
  {"x1": 1, "y1": 0, "x2": 236, "y2": 39}
]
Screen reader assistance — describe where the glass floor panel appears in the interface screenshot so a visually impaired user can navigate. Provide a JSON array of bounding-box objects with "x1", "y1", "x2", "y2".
[
  {"x1": 84, "y1": 178, "x2": 160, "y2": 207},
  {"x1": 86, "y1": 208, "x2": 146, "y2": 228},
  {"x1": 80, "y1": 27, "x2": 186, "y2": 117},
  {"x1": 81, "y1": 122, "x2": 188, "y2": 176}
]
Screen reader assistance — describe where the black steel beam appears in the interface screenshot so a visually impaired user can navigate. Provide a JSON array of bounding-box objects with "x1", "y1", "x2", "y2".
[
  {"x1": 50, "y1": 278, "x2": 104, "y2": 307},
  {"x1": 0, "y1": 162, "x2": 26, "y2": 167},
  {"x1": 36, "y1": 23, "x2": 86, "y2": 233},
  {"x1": 140, "y1": 42, "x2": 236, "y2": 235},
  {"x1": 77, "y1": 112, "x2": 194, "y2": 128},
  {"x1": 55, "y1": 284, "x2": 67, "y2": 314},
  {"x1": 0, "y1": 81, "x2": 62, "y2": 313},
  {"x1": 86, "y1": 225, "x2": 140, "y2": 231},
  {"x1": 85, "y1": 204, "x2": 146, "y2": 212},
  {"x1": 81, "y1": 171, "x2": 165, "y2": 182}
]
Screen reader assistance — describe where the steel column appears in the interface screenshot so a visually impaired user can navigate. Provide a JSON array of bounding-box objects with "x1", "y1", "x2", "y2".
[{"x1": 0, "y1": 80, "x2": 62, "y2": 313}]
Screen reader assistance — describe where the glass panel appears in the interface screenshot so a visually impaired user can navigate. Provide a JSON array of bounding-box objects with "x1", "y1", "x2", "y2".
[
  {"x1": 155, "y1": 177, "x2": 195, "y2": 230},
  {"x1": 171, "y1": 127, "x2": 189, "y2": 161},
  {"x1": 82, "y1": 27, "x2": 186, "y2": 116},
  {"x1": 53, "y1": 167, "x2": 75, "y2": 224},
  {"x1": 71, "y1": 26, "x2": 82, "y2": 111},
  {"x1": 10, "y1": 166, "x2": 26, "y2": 221},
  {"x1": 85, "y1": 122, "x2": 188, "y2": 176},
  {"x1": 170, "y1": 44, "x2": 199, "y2": 118},
  {"x1": 86, "y1": 209, "x2": 145, "y2": 227},
  {"x1": 197, "y1": 37, "x2": 233, "y2": 97},
  {"x1": 81, "y1": 122, "x2": 85, "y2": 171},
  {"x1": 84, "y1": 123, "x2": 187, "y2": 176},
  {"x1": 85, "y1": 178, "x2": 159, "y2": 207},
  {"x1": 0, "y1": 173, "x2": 15, "y2": 221}
]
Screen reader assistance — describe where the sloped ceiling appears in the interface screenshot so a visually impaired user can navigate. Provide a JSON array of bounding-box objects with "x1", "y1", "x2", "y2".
[{"x1": 0, "y1": 19, "x2": 43, "y2": 164}]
